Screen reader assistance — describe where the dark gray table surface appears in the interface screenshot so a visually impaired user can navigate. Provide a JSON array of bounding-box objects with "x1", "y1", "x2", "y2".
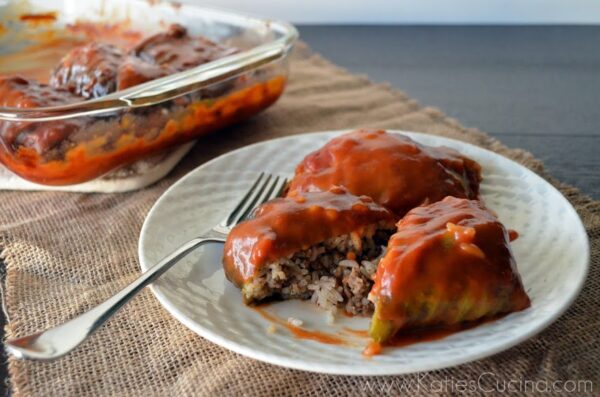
[
  {"x1": 1, "y1": 25, "x2": 598, "y2": 395},
  {"x1": 299, "y1": 25, "x2": 600, "y2": 199}
]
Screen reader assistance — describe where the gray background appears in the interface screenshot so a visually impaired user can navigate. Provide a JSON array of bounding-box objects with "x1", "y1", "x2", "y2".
[
  {"x1": 299, "y1": 26, "x2": 600, "y2": 199},
  {"x1": 194, "y1": 0, "x2": 600, "y2": 24}
]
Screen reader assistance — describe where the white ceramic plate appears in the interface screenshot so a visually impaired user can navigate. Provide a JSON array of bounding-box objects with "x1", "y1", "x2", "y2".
[{"x1": 138, "y1": 130, "x2": 589, "y2": 375}]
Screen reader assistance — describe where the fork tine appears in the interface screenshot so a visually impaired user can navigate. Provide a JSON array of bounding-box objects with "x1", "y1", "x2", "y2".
[
  {"x1": 270, "y1": 177, "x2": 288, "y2": 202},
  {"x1": 238, "y1": 175, "x2": 281, "y2": 222},
  {"x1": 239, "y1": 176, "x2": 283, "y2": 222},
  {"x1": 224, "y1": 172, "x2": 266, "y2": 227},
  {"x1": 245, "y1": 177, "x2": 289, "y2": 221},
  {"x1": 220, "y1": 173, "x2": 289, "y2": 233},
  {"x1": 226, "y1": 173, "x2": 273, "y2": 227}
]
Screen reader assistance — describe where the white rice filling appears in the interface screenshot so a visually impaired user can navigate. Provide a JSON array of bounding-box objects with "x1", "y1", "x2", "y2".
[{"x1": 242, "y1": 222, "x2": 393, "y2": 315}]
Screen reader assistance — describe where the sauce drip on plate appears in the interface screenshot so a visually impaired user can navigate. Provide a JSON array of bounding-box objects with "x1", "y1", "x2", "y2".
[{"x1": 19, "y1": 12, "x2": 57, "y2": 25}]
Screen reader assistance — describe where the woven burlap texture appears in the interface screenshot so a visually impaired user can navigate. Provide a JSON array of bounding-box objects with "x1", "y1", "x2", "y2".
[{"x1": 1, "y1": 44, "x2": 598, "y2": 396}]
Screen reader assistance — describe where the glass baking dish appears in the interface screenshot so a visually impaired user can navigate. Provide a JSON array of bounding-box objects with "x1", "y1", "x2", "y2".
[{"x1": 0, "y1": 0, "x2": 297, "y2": 185}]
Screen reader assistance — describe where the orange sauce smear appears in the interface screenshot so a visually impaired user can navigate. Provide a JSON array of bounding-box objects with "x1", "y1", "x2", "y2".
[
  {"x1": 363, "y1": 341, "x2": 382, "y2": 357},
  {"x1": 254, "y1": 307, "x2": 348, "y2": 346},
  {"x1": 446, "y1": 222, "x2": 476, "y2": 243},
  {"x1": 286, "y1": 325, "x2": 346, "y2": 345},
  {"x1": 459, "y1": 242, "x2": 486, "y2": 259},
  {"x1": 255, "y1": 307, "x2": 506, "y2": 357},
  {"x1": 0, "y1": 76, "x2": 286, "y2": 185},
  {"x1": 447, "y1": 221, "x2": 486, "y2": 258},
  {"x1": 341, "y1": 327, "x2": 369, "y2": 337},
  {"x1": 340, "y1": 310, "x2": 355, "y2": 318},
  {"x1": 19, "y1": 12, "x2": 57, "y2": 25}
]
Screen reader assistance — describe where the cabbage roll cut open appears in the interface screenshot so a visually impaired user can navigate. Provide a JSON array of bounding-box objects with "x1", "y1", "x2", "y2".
[
  {"x1": 369, "y1": 197, "x2": 531, "y2": 343},
  {"x1": 223, "y1": 187, "x2": 396, "y2": 315}
]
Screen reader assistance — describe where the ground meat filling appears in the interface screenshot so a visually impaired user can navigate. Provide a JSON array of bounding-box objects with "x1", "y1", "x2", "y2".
[{"x1": 242, "y1": 224, "x2": 393, "y2": 316}]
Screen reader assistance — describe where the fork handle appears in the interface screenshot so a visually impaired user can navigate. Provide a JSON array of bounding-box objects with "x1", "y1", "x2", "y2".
[{"x1": 6, "y1": 237, "x2": 225, "y2": 361}]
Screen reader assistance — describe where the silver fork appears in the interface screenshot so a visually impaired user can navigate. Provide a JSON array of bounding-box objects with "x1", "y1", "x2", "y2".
[{"x1": 6, "y1": 172, "x2": 288, "y2": 361}]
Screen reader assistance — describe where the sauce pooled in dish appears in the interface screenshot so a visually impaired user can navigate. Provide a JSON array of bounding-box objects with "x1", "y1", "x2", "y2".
[{"x1": 0, "y1": 23, "x2": 285, "y2": 185}]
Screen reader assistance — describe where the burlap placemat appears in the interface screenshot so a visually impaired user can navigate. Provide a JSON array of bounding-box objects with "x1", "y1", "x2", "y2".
[{"x1": 1, "y1": 43, "x2": 598, "y2": 396}]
